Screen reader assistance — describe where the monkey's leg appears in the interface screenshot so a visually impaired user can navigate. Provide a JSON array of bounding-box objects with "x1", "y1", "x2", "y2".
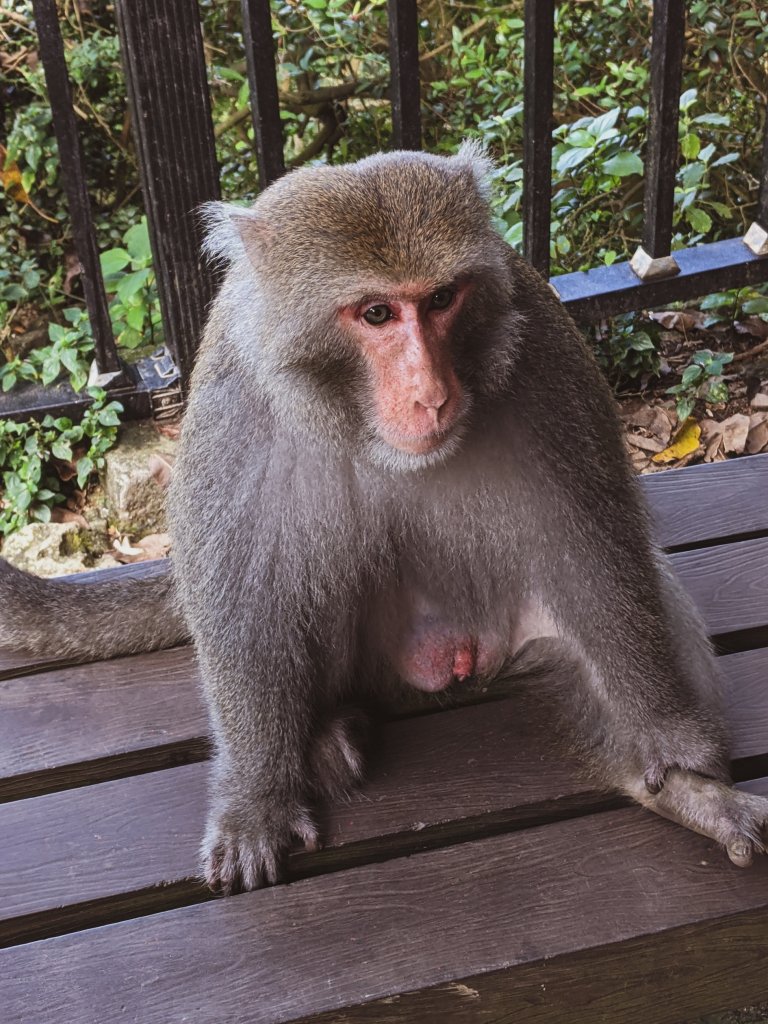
[{"x1": 622, "y1": 770, "x2": 768, "y2": 867}]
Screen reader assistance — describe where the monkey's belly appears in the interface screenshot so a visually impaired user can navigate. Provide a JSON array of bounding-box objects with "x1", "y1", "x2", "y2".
[{"x1": 393, "y1": 626, "x2": 506, "y2": 693}]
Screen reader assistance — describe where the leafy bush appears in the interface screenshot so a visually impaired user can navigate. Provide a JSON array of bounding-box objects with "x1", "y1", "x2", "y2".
[{"x1": 0, "y1": 388, "x2": 123, "y2": 535}]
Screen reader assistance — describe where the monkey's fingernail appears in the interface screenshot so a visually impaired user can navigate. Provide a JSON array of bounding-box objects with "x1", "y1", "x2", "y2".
[
  {"x1": 727, "y1": 839, "x2": 753, "y2": 868},
  {"x1": 644, "y1": 768, "x2": 666, "y2": 795}
]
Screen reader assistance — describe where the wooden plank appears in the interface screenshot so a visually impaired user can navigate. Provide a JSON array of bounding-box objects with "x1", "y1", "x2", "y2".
[
  {"x1": 241, "y1": 0, "x2": 285, "y2": 188},
  {"x1": 0, "y1": 646, "x2": 205, "y2": 801},
  {"x1": 641, "y1": 452, "x2": 768, "y2": 549},
  {"x1": 2, "y1": 649, "x2": 766, "y2": 946},
  {"x1": 3, "y1": 785, "x2": 768, "y2": 1024},
  {"x1": 668, "y1": 535, "x2": 768, "y2": 636},
  {"x1": 387, "y1": 0, "x2": 421, "y2": 150},
  {"x1": 522, "y1": 0, "x2": 555, "y2": 277}
]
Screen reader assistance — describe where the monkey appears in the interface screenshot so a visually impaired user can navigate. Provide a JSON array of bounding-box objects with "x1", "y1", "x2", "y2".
[{"x1": 1, "y1": 142, "x2": 766, "y2": 895}]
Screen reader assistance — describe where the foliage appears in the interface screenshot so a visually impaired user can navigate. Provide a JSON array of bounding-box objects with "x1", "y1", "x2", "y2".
[
  {"x1": 0, "y1": 388, "x2": 123, "y2": 535},
  {"x1": 592, "y1": 313, "x2": 662, "y2": 387},
  {"x1": 666, "y1": 350, "x2": 735, "y2": 422},
  {"x1": 99, "y1": 217, "x2": 162, "y2": 352}
]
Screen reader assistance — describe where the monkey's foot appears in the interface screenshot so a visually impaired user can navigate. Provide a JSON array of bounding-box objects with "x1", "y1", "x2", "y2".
[
  {"x1": 203, "y1": 802, "x2": 319, "y2": 895},
  {"x1": 308, "y1": 707, "x2": 368, "y2": 799},
  {"x1": 628, "y1": 769, "x2": 768, "y2": 866}
]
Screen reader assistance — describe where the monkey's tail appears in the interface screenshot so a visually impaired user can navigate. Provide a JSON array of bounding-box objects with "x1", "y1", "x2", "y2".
[{"x1": 0, "y1": 557, "x2": 189, "y2": 662}]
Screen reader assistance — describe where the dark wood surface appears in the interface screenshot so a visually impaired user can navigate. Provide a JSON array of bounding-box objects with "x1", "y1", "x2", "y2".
[
  {"x1": 3, "y1": 785, "x2": 768, "y2": 1024},
  {"x1": 0, "y1": 646, "x2": 205, "y2": 800},
  {"x1": 640, "y1": 452, "x2": 768, "y2": 548},
  {"x1": 2, "y1": 648, "x2": 767, "y2": 947}
]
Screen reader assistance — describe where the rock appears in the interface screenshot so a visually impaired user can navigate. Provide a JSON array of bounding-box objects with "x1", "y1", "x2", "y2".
[
  {"x1": 750, "y1": 392, "x2": 768, "y2": 411},
  {"x1": 1, "y1": 523, "x2": 113, "y2": 577},
  {"x1": 103, "y1": 421, "x2": 177, "y2": 536}
]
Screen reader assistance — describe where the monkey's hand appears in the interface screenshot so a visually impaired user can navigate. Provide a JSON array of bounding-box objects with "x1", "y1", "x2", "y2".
[
  {"x1": 202, "y1": 799, "x2": 319, "y2": 895},
  {"x1": 631, "y1": 771, "x2": 768, "y2": 867}
]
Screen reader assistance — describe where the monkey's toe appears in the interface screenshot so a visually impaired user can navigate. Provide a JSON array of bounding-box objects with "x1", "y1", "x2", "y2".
[{"x1": 308, "y1": 707, "x2": 369, "y2": 799}]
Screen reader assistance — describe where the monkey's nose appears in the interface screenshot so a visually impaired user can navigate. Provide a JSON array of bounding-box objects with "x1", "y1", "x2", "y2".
[{"x1": 415, "y1": 395, "x2": 448, "y2": 428}]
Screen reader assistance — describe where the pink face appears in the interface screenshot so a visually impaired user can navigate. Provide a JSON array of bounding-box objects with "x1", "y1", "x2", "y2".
[{"x1": 339, "y1": 280, "x2": 471, "y2": 457}]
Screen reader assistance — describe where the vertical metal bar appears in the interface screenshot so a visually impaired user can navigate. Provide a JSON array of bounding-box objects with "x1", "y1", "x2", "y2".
[
  {"x1": 640, "y1": 0, "x2": 686, "y2": 260},
  {"x1": 114, "y1": 0, "x2": 220, "y2": 390},
  {"x1": 522, "y1": 0, "x2": 555, "y2": 278},
  {"x1": 31, "y1": 0, "x2": 120, "y2": 376},
  {"x1": 387, "y1": 0, "x2": 421, "y2": 150},
  {"x1": 241, "y1": 0, "x2": 285, "y2": 189},
  {"x1": 756, "y1": 111, "x2": 768, "y2": 230},
  {"x1": 743, "y1": 106, "x2": 768, "y2": 254}
]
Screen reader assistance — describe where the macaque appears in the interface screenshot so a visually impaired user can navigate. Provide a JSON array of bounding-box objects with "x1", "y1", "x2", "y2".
[{"x1": 1, "y1": 143, "x2": 766, "y2": 893}]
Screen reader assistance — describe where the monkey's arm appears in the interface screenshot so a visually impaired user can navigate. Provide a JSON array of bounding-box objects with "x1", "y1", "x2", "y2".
[{"x1": 0, "y1": 557, "x2": 188, "y2": 660}]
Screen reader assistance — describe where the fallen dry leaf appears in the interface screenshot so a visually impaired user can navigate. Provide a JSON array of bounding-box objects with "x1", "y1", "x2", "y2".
[
  {"x1": 747, "y1": 412, "x2": 768, "y2": 454},
  {"x1": 720, "y1": 413, "x2": 750, "y2": 455},
  {"x1": 652, "y1": 418, "x2": 701, "y2": 463},
  {"x1": 648, "y1": 309, "x2": 706, "y2": 331},
  {"x1": 750, "y1": 391, "x2": 768, "y2": 411},
  {"x1": 50, "y1": 508, "x2": 89, "y2": 528},
  {"x1": 626, "y1": 433, "x2": 665, "y2": 453},
  {"x1": 112, "y1": 532, "x2": 171, "y2": 564}
]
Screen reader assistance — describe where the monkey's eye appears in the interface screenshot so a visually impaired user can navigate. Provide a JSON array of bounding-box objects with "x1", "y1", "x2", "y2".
[
  {"x1": 429, "y1": 288, "x2": 455, "y2": 311},
  {"x1": 363, "y1": 304, "x2": 393, "y2": 326}
]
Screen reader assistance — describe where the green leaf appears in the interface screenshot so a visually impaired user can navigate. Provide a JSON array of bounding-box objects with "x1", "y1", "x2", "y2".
[
  {"x1": 31, "y1": 503, "x2": 52, "y2": 524},
  {"x1": 692, "y1": 112, "x2": 730, "y2": 126},
  {"x1": 706, "y1": 380, "x2": 729, "y2": 404},
  {"x1": 115, "y1": 267, "x2": 151, "y2": 303},
  {"x1": 51, "y1": 439, "x2": 73, "y2": 461},
  {"x1": 41, "y1": 356, "x2": 61, "y2": 386},
  {"x1": 59, "y1": 347, "x2": 81, "y2": 373},
  {"x1": 589, "y1": 107, "x2": 620, "y2": 138},
  {"x1": 124, "y1": 219, "x2": 152, "y2": 262},
  {"x1": 76, "y1": 456, "x2": 94, "y2": 489},
  {"x1": 629, "y1": 331, "x2": 655, "y2": 352},
  {"x1": 676, "y1": 396, "x2": 695, "y2": 421},
  {"x1": 126, "y1": 305, "x2": 146, "y2": 331},
  {"x1": 602, "y1": 151, "x2": 643, "y2": 177},
  {"x1": 97, "y1": 406, "x2": 122, "y2": 427},
  {"x1": 686, "y1": 206, "x2": 712, "y2": 234},
  {"x1": 679, "y1": 87, "x2": 698, "y2": 111},
  {"x1": 741, "y1": 297, "x2": 768, "y2": 315},
  {"x1": 555, "y1": 147, "x2": 593, "y2": 173},
  {"x1": 100, "y1": 248, "x2": 132, "y2": 276},
  {"x1": 680, "y1": 133, "x2": 701, "y2": 160},
  {"x1": 48, "y1": 323, "x2": 67, "y2": 343},
  {"x1": 681, "y1": 364, "x2": 704, "y2": 386},
  {"x1": 2, "y1": 373, "x2": 16, "y2": 392}
]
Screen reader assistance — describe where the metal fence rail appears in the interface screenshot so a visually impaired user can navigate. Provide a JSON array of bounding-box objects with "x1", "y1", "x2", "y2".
[{"x1": 3, "y1": 0, "x2": 768, "y2": 422}]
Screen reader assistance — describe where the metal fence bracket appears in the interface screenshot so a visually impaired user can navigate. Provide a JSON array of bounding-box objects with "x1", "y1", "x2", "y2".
[
  {"x1": 629, "y1": 245, "x2": 681, "y2": 281},
  {"x1": 743, "y1": 222, "x2": 768, "y2": 257}
]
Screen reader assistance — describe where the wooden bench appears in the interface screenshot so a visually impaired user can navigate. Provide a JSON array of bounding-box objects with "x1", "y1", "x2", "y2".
[{"x1": 2, "y1": 453, "x2": 768, "y2": 1024}]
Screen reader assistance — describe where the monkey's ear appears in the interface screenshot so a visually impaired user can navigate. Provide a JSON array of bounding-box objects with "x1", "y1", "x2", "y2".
[
  {"x1": 199, "y1": 201, "x2": 271, "y2": 267},
  {"x1": 453, "y1": 139, "x2": 495, "y2": 200}
]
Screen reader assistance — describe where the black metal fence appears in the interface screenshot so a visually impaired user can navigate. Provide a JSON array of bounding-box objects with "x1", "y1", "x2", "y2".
[{"x1": 3, "y1": 0, "x2": 768, "y2": 422}]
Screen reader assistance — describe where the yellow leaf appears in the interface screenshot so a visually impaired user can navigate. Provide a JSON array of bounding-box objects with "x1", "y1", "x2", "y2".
[
  {"x1": 0, "y1": 145, "x2": 57, "y2": 222},
  {"x1": 0, "y1": 144, "x2": 29, "y2": 203},
  {"x1": 652, "y1": 417, "x2": 701, "y2": 463}
]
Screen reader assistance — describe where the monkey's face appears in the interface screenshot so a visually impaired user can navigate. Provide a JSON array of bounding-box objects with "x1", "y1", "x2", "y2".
[{"x1": 337, "y1": 278, "x2": 473, "y2": 463}]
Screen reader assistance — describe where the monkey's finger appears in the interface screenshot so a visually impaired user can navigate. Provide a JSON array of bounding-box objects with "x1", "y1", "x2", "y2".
[{"x1": 644, "y1": 764, "x2": 669, "y2": 795}]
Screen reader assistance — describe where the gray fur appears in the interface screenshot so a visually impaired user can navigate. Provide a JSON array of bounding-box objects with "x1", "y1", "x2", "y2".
[{"x1": 2, "y1": 147, "x2": 765, "y2": 891}]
